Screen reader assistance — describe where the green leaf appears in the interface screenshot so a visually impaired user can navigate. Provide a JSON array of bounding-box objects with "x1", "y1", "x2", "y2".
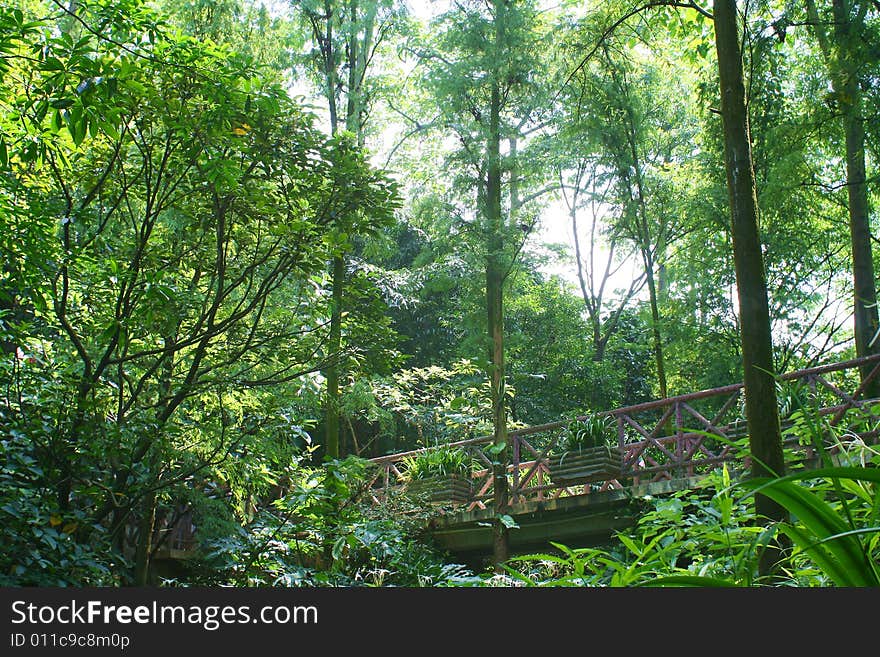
[
  {"x1": 750, "y1": 467, "x2": 880, "y2": 488},
  {"x1": 487, "y1": 442, "x2": 506, "y2": 456},
  {"x1": 102, "y1": 120, "x2": 120, "y2": 141},
  {"x1": 122, "y1": 79, "x2": 147, "y2": 95},
  {"x1": 779, "y1": 523, "x2": 856, "y2": 587},
  {"x1": 99, "y1": 320, "x2": 120, "y2": 342},
  {"x1": 498, "y1": 514, "x2": 519, "y2": 530},
  {"x1": 331, "y1": 536, "x2": 347, "y2": 561},
  {"x1": 449, "y1": 396, "x2": 466, "y2": 410},
  {"x1": 497, "y1": 564, "x2": 541, "y2": 585},
  {"x1": 738, "y1": 477, "x2": 878, "y2": 586},
  {"x1": 641, "y1": 575, "x2": 739, "y2": 587},
  {"x1": 71, "y1": 117, "x2": 87, "y2": 145},
  {"x1": 42, "y1": 57, "x2": 65, "y2": 71}
]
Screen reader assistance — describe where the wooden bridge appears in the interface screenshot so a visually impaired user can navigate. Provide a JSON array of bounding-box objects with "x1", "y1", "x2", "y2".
[
  {"x1": 153, "y1": 354, "x2": 880, "y2": 564},
  {"x1": 365, "y1": 354, "x2": 880, "y2": 560}
]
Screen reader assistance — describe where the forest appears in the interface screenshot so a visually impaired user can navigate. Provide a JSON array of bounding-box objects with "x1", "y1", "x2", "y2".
[{"x1": 1, "y1": 0, "x2": 879, "y2": 589}]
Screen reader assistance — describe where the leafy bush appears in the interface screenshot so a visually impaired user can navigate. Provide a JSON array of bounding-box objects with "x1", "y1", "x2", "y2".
[
  {"x1": 402, "y1": 447, "x2": 474, "y2": 481},
  {"x1": 473, "y1": 464, "x2": 762, "y2": 587},
  {"x1": 189, "y1": 456, "x2": 473, "y2": 587},
  {"x1": 556, "y1": 414, "x2": 617, "y2": 453},
  {"x1": 0, "y1": 405, "x2": 120, "y2": 586}
]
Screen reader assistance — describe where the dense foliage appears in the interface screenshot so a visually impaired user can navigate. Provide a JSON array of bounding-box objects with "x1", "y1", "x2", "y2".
[{"x1": 1, "y1": 0, "x2": 878, "y2": 587}]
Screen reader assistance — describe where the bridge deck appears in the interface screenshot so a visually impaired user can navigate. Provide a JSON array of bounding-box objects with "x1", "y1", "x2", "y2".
[{"x1": 429, "y1": 476, "x2": 703, "y2": 557}]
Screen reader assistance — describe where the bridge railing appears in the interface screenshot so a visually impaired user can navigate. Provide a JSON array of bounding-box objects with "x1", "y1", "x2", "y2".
[{"x1": 367, "y1": 354, "x2": 880, "y2": 510}]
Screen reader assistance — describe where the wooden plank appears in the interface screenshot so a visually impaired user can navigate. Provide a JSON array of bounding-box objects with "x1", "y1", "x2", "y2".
[
  {"x1": 649, "y1": 405, "x2": 676, "y2": 439},
  {"x1": 815, "y1": 375, "x2": 857, "y2": 406},
  {"x1": 712, "y1": 390, "x2": 743, "y2": 426},
  {"x1": 622, "y1": 414, "x2": 653, "y2": 440},
  {"x1": 519, "y1": 436, "x2": 540, "y2": 458},
  {"x1": 681, "y1": 402, "x2": 730, "y2": 438}
]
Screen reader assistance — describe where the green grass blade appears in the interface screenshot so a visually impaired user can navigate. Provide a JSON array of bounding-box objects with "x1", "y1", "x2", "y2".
[
  {"x1": 795, "y1": 526, "x2": 880, "y2": 585},
  {"x1": 498, "y1": 564, "x2": 539, "y2": 586},
  {"x1": 807, "y1": 526, "x2": 880, "y2": 544}
]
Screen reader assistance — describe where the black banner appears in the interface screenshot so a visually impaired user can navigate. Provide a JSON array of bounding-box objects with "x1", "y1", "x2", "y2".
[{"x1": 0, "y1": 586, "x2": 869, "y2": 654}]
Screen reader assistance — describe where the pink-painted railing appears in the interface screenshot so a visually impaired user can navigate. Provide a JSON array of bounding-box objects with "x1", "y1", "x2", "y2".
[{"x1": 367, "y1": 354, "x2": 880, "y2": 510}]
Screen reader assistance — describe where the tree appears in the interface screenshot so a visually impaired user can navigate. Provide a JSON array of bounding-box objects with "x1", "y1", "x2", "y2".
[
  {"x1": 712, "y1": 0, "x2": 787, "y2": 577},
  {"x1": 804, "y1": 0, "x2": 879, "y2": 395},
  {"x1": 504, "y1": 268, "x2": 653, "y2": 423},
  {"x1": 742, "y1": 12, "x2": 853, "y2": 372},
  {"x1": 295, "y1": 0, "x2": 404, "y2": 459},
  {"x1": 414, "y1": 0, "x2": 554, "y2": 567},
  {"x1": 162, "y1": 0, "x2": 297, "y2": 71},
  {"x1": 561, "y1": 38, "x2": 700, "y2": 397},
  {"x1": 555, "y1": 112, "x2": 646, "y2": 364},
  {"x1": 1, "y1": 0, "x2": 397, "y2": 584}
]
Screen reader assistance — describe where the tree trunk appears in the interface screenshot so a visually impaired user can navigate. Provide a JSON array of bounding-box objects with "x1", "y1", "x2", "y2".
[
  {"x1": 488, "y1": 0, "x2": 509, "y2": 571},
  {"x1": 315, "y1": 2, "x2": 344, "y2": 460},
  {"x1": 325, "y1": 254, "x2": 345, "y2": 459},
  {"x1": 832, "y1": 0, "x2": 880, "y2": 397},
  {"x1": 322, "y1": 1, "x2": 339, "y2": 133},
  {"x1": 488, "y1": 258, "x2": 509, "y2": 569},
  {"x1": 610, "y1": 54, "x2": 669, "y2": 400},
  {"x1": 644, "y1": 257, "x2": 668, "y2": 400},
  {"x1": 133, "y1": 489, "x2": 157, "y2": 586},
  {"x1": 564, "y1": 168, "x2": 639, "y2": 364},
  {"x1": 713, "y1": 0, "x2": 787, "y2": 578},
  {"x1": 805, "y1": 0, "x2": 879, "y2": 396},
  {"x1": 316, "y1": 0, "x2": 382, "y2": 459},
  {"x1": 629, "y1": 134, "x2": 668, "y2": 401}
]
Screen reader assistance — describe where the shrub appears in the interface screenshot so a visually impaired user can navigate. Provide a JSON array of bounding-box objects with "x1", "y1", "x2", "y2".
[
  {"x1": 402, "y1": 447, "x2": 474, "y2": 481},
  {"x1": 556, "y1": 414, "x2": 616, "y2": 453}
]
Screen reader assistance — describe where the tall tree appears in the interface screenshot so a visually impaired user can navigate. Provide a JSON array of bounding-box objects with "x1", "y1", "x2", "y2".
[
  {"x1": 559, "y1": 162, "x2": 645, "y2": 363},
  {"x1": 414, "y1": 0, "x2": 552, "y2": 567},
  {"x1": 589, "y1": 46, "x2": 696, "y2": 399},
  {"x1": 297, "y1": 0, "x2": 402, "y2": 458},
  {"x1": 555, "y1": 11, "x2": 705, "y2": 397},
  {"x1": 482, "y1": 0, "x2": 508, "y2": 566},
  {"x1": 713, "y1": 0, "x2": 787, "y2": 577},
  {"x1": 804, "y1": 0, "x2": 879, "y2": 395}
]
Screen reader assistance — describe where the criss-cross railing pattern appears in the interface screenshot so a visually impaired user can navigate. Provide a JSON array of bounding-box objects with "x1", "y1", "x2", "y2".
[{"x1": 367, "y1": 354, "x2": 880, "y2": 510}]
